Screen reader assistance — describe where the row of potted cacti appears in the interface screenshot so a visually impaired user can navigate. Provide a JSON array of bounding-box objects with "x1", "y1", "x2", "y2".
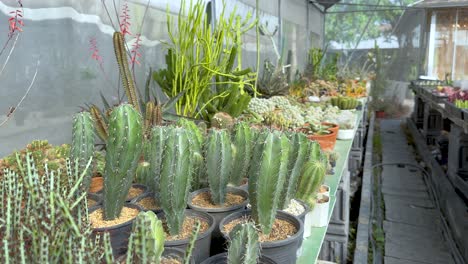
[{"x1": 68, "y1": 102, "x2": 332, "y2": 264}]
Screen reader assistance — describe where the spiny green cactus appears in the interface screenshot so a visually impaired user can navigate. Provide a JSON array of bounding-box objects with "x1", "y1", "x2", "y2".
[
  {"x1": 113, "y1": 32, "x2": 140, "y2": 113},
  {"x1": 230, "y1": 122, "x2": 254, "y2": 186},
  {"x1": 295, "y1": 157, "x2": 327, "y2": 207},
  {"x1": 71, "y1": 112, "x2": 95, "y2": 191},
  {"x1": 145, "y1": 126, "x2": 165, "y2": 194},
  {"x1": 227, "y1": 222, "x2": 260, "y2": 264},
  {"x1": 103, "y1": 104, "x2": 143, "y2": 220},
  {"x1": 279, "y1": 133, "x2": 311, "y2": 209},
  {"x1": 89, "y1": 105, "x2": 108, "y2": 141},
  {"x1": 135, "y1": 161, "x2": 151, "y2": 188},
  {"x1": 248, "y1": 130, "x2": 290, "y2": 235},
  {"x1": 211, "y1": 112, "x2": 235, "y2": 130},
  {"x1": 126, "y1": 211, "x2": 165, "y2": 264},
  {"x1": 184, "y1": 220, "x2": 201, "y2": 264},
  {"x1": 205, "y1": 129, "x2": 233, "y2": 204},
  {"x1": 159, "y1": 126, "x2": 194, "y2": 235}
]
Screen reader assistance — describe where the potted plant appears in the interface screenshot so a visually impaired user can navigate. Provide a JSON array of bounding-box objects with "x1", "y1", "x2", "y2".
[
  {"x1": 298, "y1": 123, "x2": 337, "y2": 151},
  {"x1": 201, "y1": 222, "x2": 277, "y2": 264},
  {"x1": 88, "y1": 104, "x2": 144, "y2": 256},
  {"x1": 228, "y1": 122, "x2": 255, "y2": 190},
  {"x1": 147, "y1": 125, "x2": 216, "y2": 263},
  {"x1": 337, "y1": 119, "x2": 355, "y2": 140},
  {"x1": 219, "y1": 130, "x2": 304, "y2": 264}
]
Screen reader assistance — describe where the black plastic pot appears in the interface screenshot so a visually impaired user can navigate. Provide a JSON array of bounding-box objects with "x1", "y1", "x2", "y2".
[
  {"x1": 200, "y1": 253, "x2": 277, "y2": 264},
  {"x1": 158, "y1": 209, "x2": 215, "y2": 264},
  {"x1": 280, "y1": 199, "x2": 310, "y2": 224},
  {"x1": 115, "y1": 247, "x2": 195, "y2": 264},
  {"x1": 219, "y1": 210, "x2": 304, "y2": 264},
  {"x1": 91, "y1": 203, "x2": 142, "y2": 257},
  {"x1": 87, "y1": 193, "x2": 102, "y2": 207},
  {"x1": 126, "y1": 184, "x2": 148, "y2": 202},
  {"x1": 130, "y1": 192, "x2": 163, "y2": 214}
]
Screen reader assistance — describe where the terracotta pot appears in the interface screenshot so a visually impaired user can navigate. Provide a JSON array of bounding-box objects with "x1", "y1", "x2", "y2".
[
  {"x1": 306, "y1": 129, "x2": 337, "y2": 151},
  {"x1": 322, "y1": 122, "x2": 339, "y2": 142},
  {"x1": 89, "y1": 177, "x2": 104, "y2": 194},
  {"x1": 375, "y1": 110, "x2": 386, "y2": 119}
]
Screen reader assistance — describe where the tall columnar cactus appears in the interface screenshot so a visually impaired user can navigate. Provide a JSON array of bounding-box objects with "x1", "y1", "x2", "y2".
[
  {"x1": 159, "y1": 126, "x2": 193, "y2": 235},
  {"x1": 205, "y1": 129, "x2": 233, "y2": 204},
  {"x1": 227, "y1": 222, "x2": 260, "y2": 264},
  {"x1": 279, "y1": 133, "x2": 311, "y2": 209},
  {"x1": 230, "y1": 122, "x2": 254, "y2": 186},
  {"x1": 146, "y1": 126, "x2": 165, "y2": 194},
  {"x1": 103, "y1": 104, "x2": 143, "y2": 220},
  {"x1": 177, "y1": 119, "x2": 205, "y2": 190},
  {"x1": 295, "y1": 157, "x2": 327, "y2": 207},
  {"x1": 113, "y1": 32, "x2": 141, "y2": 113},
  {"x1": 70, "y1": 112, "x2": 95, "y2": 191},
  {"x1": 248, "y1": 130, "x2": 290, "y2": 235},
  {"x1": 126, "y1": 211, "x2": 165, "y2": 264},
  {"x1": 135, "y1": 161, "x2": 151, "y2": 188}
]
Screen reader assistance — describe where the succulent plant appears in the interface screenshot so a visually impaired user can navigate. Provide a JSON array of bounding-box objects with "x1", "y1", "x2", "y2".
[
  {"x1": 279, "y1": 133, "x2": 312, "y2": 209},
  {"x1": 227, "y1": 222, "x2": 260, "y2": 264},
  {"x1": 248, "y1": 130, "x2": 290, "y2": 235},
  {"x1": 145, "y1": 126, "x2": 166, "y2": 194},
  {"x1": 71, "y1": 112, "x2": 95, "y2": 191},
  {"x1": 159, "y1": 126, "x2": 194, "y2": 235},
  {"x1": 257, "y1": 60, "x2": 289, "y2": 97},
  {"x1": 103, "y1": 104, "x2": 143, "y2": 220},
  {"x1": 296, "y1": 155, "x2": 327, "y2": 207},
  {"x1": 211, "y1": 112, "x2": 235, "y2": 130},
  {"x1": 126, "y1": 211, "x2": 165, "y2": 264},
  {"x1": 205, "y1": 129, "x2": 234, "y2": 204},
  {"x1": 330, "y1": 96, "x2": 359, "y2": 110},
  {"x1": 230, "y1": 122, "x2": 254, "y2": 186},
  {"x1": 135, "y1": 161, "x2": 151, "y2": 189}
]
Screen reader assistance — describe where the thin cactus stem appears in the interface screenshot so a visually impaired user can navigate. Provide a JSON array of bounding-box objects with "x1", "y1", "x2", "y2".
[
  {"x1": 184, "y1": 220, "x2": 201, "y2": 264},
  {"x1": 90, "y1": 105, "x2": 108, "y2": 141}
]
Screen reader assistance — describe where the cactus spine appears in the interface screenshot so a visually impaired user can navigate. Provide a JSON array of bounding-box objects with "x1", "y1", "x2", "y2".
[
  {"x1": 295, "y1": 156, "x2": 327, "y2": 207},
  {"x1": 230, "y1": 122, "x2": 254, "y2": 186},
  {"x1": 146, "y1": 126, "x2": 165, "y2": 194},
  {"x1": 205, "y1": 129, "x2": 233, "y2": 204},
  {"x1": 103, "y1": 104, "x2": 143, "y2": 220},
  {"x1": 159, "y1": 126, "x2": 193, "y2": 235},
  {"x1": 71, "y1": 112, "x2": 95, "y2": 191},
  {"x1": 127, "y1": 211, "x2": 165, "y2": 264},
  {"x1": 113, "y1": 32, "x2": 140, "y2": 113},
  {"x1": 177, "y1": 119, "x2": 205, "y2": 190},
  {"x1": 279, "y1": 133, "x2": 311, "y2": 209},
  {"x1": 227, "y1": 222, "x2": 260, "y2": 264},
  {"x1": 248, "y1": 130, "x2": 290, "y2": 235}
]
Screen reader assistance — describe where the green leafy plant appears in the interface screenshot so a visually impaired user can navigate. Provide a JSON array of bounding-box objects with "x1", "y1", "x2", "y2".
[
  {"x1": 227, "y1": 222, "x2": 260, "y2": 264},
  {"x1": 103, "y1": 104, "x2": 143, "y2": 220},
  {"x1": 248, "y1": 130, "x2": 290, "y2": 235},
  {"x1": 71, "y1": 112, "x2": 95, "y2": 191}
]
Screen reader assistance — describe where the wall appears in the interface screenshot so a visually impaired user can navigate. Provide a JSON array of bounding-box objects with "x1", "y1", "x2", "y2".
[{"x1": 0, "y1": 0, "x2": 324, "y2": 157}]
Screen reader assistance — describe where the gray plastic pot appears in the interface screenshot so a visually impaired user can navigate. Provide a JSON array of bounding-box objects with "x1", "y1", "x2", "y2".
[
  {"x1": 187, "y1": 187, "x2": 249, "y2": 237},
  {"x1": 130, "y1": 192, "x2": 163, "y2": 214},
  {"x1": 87, "y1": 193, "x2": 102, "y2": 206},
  {"x1": 280, "y1": 199, "x2": 310, "y2": 224},
  {"x1": 115, "y1": 247, "x2": 195, "y2": 264},
  {"x1": 219, "y1": 210, "x2": 304, "y2": 264},
  {"x1": 91, "y1": 203, "x2": 142, "y2": 257},
  {"x1": 200, "y1": 253, "x2": 277, "y2": 264},
  {"x1": 125, "y1": 184, "x2": 148, "y2": 202},
  {"x1": 158, "y1": 209, "x2": 215, "y2": 264}
]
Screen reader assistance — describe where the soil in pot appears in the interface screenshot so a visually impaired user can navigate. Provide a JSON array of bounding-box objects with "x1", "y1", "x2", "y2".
[
  {"x1": 281, "y1": 199, "x2": 309, "y2": 224},
  {"x1": 116, "y1": 247, "x2": 194, "y2": 264},
  {"x1": 223, "y1": 217, "x2": 296, "y2": 242},
  {"x1": 200, "y1": 253, "x2": 277, "y2": 264},
  {"x1": 126, "y1": 184, "x2": 147, "y2": 202},
  {"x1": 319, "y1": 185, "x2": 330, "y2": 194},
  {"x1": 90, "y1": 204, "x2": 141, "y2": 256},
  {"x1": 163, "y1": 216, "x2": 210, "y2": 241},
  {"x1": 135, "y1": 195, "x2": 161, "y2": 211},
  {"x1": 89, "y1": 176, "x2": 103, "y2": 193}
]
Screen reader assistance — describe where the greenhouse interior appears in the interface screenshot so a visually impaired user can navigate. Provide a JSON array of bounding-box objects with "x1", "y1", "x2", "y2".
[{"x1": 0, "y1": 0, "x2": 467, "y2": 263}]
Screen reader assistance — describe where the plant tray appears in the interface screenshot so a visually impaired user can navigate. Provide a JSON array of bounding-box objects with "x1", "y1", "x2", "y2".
[
  {"x1": 430, "y1": 92, "x2": 448, "y2": 104},
  {"x1": 444, "y1": 101, "x2": 463, "y2": 120}
]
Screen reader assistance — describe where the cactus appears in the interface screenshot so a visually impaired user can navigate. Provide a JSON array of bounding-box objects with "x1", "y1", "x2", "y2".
[
  {"x1": 279, "y1": 133, "x2": 311, "y2": 209},
  {"x1": 135, "y1": 161, "x2": 151, "y2": 188},
  {"x1": 184, "y1": 220, "x2": 201, "y2": 264},
  {"x1": 295, "y1": 157, "x2": 327, "y2": 207},
  {"x1": 211, "y1": 112, "x2": 235, "y2": 130},
  {"x1": 205, "y1": 129, "x2": 233, "y2": 204},
  {"x1": 227, "y1": 222, "x2": 260, "y2": 264},
  {"x1": 248, "y1": 130, "x2": 290, "y2": 235},
  {"x1": 230, "y1": 122, "x2": 254, "y2": 186},
  {"x1": 159, "y1": 126, "x2": 194, "y2": 235},
  {"x1": 113, "y1": 32, "x2": 141, "y2": 113},
  {"x1": 146, "y1": 126, "x2": 165, "y2": 194},
  {"x1": 90, "y1": 105, "x2": 108, "y2": 141},
  {"x1": 127, "y1": 211, "x2": 165, "y2": 264},
  {"x1": 103, "y1": 104, "x2": 143, "y2": 220},
  {"x1": 70, "y1": 112, "x2": 95, "y2": 191}
]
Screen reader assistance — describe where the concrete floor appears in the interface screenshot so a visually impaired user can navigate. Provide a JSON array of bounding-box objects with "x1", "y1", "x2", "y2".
[{"x1": 379, "y1": 120, "x2": 455, "y2": 264}]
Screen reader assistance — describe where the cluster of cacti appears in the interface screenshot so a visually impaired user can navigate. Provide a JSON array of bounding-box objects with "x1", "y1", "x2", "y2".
[
  {"x1": 126, "y1": 211, "x2": 165, "y2": 264},
  {"x1": 227, "y1": 222, "x2": 260, "y2": 264},
  {"x1": 295, "y1": 151, "x2": 328, "y2": 207},
  {"x1": 248, "y1": 130, "x2": 290, "y2": 235},
  {"x1": 103, "y1": 104, "x2": 143, "y2": 220},
  {"x1": 0, "y1": 140, "x2": 70, "y2": 180},
  {"x1": 0, "y1": 153, "x2": 114, "y2": 263},
  {"x1": 70, "y1": 112, "x2": 95, "y2": 191},
  {"x1": 279, "y1": 133, "x2": 313, "y2": 209},
  {"x1": 330, "y1": 96, "x2": 359, "y2": 110},
  {"x1": 205, "y1": 129, "x2": 234, "y2": 204},
  {"x1": 247, "y1": 96, "x2": 305, "y2": 128},
  {"x1": 230, "y1": 122, "x2": 255, "y2": 186}
]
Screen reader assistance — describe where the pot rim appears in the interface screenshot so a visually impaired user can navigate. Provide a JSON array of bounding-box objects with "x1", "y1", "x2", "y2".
[
  {"x1": 158, "y1": 209, "x2": 216, "y2": 246},
  {"x1": 90, "y1": 203, "x2": 142, "y2": 231},
  {"x1": 219, "y1": 210, "x2": 304, "y2": 248},
  {"x1": 187, "y1": 187, "x2": 249, "y2": 213},
  {"x1": 280, "y1": 198, "x2": 310, "y2": 219}
]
